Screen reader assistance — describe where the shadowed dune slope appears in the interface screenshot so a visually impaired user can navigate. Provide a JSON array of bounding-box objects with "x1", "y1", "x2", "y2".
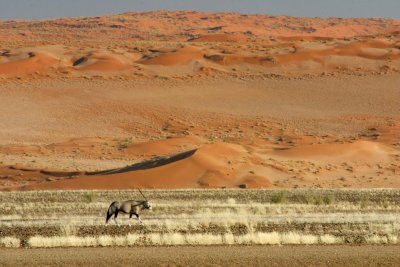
[
  {"x1": 139, "y1": 46, "x2": 204, "y2": 66},
  {"x1": 20, "y1": 143, "x2": 272, "y2": 190},
  {"x1": 86, "y1": 149, "x2": 197, "y2": 175},
  {"x1": 72, "y1": 52, "x2": 131, "y2": 71},
  {"x1": 122, "y1": 136, "x2": 205, "y2": 156},
  {"x1": 12, "y1": 140, "x2": 399, "y2": 190}
]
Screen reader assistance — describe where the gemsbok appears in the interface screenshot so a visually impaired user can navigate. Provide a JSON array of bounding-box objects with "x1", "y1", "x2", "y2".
[{"x1": 105, "y1": 189, "x2": 152, "y2": 226}]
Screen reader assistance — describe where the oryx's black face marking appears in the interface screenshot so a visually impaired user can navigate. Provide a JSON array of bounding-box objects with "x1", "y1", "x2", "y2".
[{"x1": 143, "y1": 201, "x2": 152, "y2": 210}]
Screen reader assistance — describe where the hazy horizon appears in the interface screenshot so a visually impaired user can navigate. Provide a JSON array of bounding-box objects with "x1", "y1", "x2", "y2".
[{"x1": 0, "y1": 0, "x2": 399, "y2": 20}]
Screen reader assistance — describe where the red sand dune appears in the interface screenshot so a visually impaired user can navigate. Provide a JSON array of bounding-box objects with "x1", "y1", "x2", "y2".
[
  {"x1": 0, "y1": 144, "x2": 48, "y2": 155},
  {"x1": 0, "y1": 11, "x2": 399, "y2": 190},
  {"x1": 72, "y1": 52, "x2": 131, "y2": 71},
  {"x1": 1, "y1": 38, "x2": 397, "y2": 76},
  {"x1": 139, "y1": 46, "x2": 204, "y2": 66},
  {"x1": 123, "y1": 136, "x2": 205, "y2": 156},
  {"x1": 0, "y1": 14, "x2": 399, "y2": 77},
  {"x1": 203, "y1": 39, "x2": 397, "y2": 67},
  {"x1": 269, "y1": 141, "x2": 394, "y2": 163},
  {"x1": 8, "y1": 139, "x2": 398, "y2": 190},
  {"x1": 189, "y1": 34, "x2": 248, "y2": 42},
  {"x1": 275, "y1": 40, "x2": 396, "y2": 65},
  {"x1": 204, "y1": 54, "x2": 271, "y2": 66},
  {"x1": 20, "y1": 142, "x2": 273, "y2": 190},
  {"x1": 2, "y1": 11, "x2": 398, "y2": 42},
  {"x1": 0, "y1": 51, "x2": 58, "y2": 76}
]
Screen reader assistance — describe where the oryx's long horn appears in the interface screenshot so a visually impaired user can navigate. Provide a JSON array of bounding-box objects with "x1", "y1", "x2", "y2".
[{"x1": 138, "y1": 188, "x2": 147, "y2": 200}]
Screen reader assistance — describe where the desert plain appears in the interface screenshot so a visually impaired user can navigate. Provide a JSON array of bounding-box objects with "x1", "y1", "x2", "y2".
[{"x1": 0, "y1": 11, "x2": 400, "y2": 266}]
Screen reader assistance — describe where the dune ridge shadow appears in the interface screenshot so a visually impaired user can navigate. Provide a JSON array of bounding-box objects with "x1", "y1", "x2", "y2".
[{"x1": 86, "y1": 149, "x2": 197, "y2": 176}]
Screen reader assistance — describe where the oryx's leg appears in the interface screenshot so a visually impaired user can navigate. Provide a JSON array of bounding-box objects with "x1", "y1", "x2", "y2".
[
  {"x1": 105, "y1": 212, "x2": 113, "y2": 226},
  {"x1": 128, "y1": 213, "x2": 133, "y2": 227},
  {"x1": 105, "y1": 202, "x2": 118, "y2": 226},
  {"x1": 134, "y1": 213, "x2": 143, "y2": 225},
  {"x1": 114, "y1": 211, "x2": 120, "y2": 226}
]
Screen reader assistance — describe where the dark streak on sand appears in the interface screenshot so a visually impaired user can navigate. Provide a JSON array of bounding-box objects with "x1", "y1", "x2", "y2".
[{"x1": 86, "y1": 149, "x2": 197, "y2": 175}]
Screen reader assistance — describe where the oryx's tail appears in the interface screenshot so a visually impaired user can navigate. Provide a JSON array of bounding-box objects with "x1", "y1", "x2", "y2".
[{"x1": 105, "y1": 201, "x2": 119, "y2": 224}]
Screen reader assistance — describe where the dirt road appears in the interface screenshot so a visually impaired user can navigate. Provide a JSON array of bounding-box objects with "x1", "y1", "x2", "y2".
[{"x1": 1, "y1": 245, "x2": 399, "y2": 267}]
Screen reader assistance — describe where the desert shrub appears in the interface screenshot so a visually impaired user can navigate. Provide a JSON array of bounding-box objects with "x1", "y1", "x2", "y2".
[
  {"x1": 118, "y1": 137, "x2": 133, "y2": 149},
  {"x1": 304, "y1": 193, "x2": 335, "y2": 205},
  {"x1": 320, "y1": 234, "x2": 342, "y2": 244},
  {"x1": 323, "y1": 194, "x2": 335, "y2": 205},
  {"x1": 271, "y1": 191, "x2": 287, "y2": 204},
  {"x1": 360, "y1": 195, "x2": 370, "y2": 209},
  {"x1": 84, "y1": 191, "x2": 97, "y2": 203},
  {"x1": 0, "y1": 237, "x2": 20, "y2": 248}
]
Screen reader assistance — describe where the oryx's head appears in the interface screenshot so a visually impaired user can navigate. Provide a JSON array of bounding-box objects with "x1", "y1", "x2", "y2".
[
  {"x1": 143, "y1": 200, "x2": 152, "y2": 210},
  {"x1": 138, "y1": 189, "x2": 152, "y2": 210}
]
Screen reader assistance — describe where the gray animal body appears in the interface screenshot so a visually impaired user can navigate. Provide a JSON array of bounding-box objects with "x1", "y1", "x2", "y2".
[{"x1": 105, "y1": 200, "x2": 152, "y2": 226}]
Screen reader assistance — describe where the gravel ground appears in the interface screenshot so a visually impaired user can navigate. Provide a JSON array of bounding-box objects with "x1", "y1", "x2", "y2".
[{"x1": 1, "y1": 245, "x2": 400, "y2": 267}]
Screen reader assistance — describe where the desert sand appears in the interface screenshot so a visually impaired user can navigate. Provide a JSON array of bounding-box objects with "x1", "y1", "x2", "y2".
[
  {"x1": 2, "y1": 246, "x2": 400, "y2": 267},
  {"x1": 0, "y1": 11, "x2": 399, "y2": 190}
]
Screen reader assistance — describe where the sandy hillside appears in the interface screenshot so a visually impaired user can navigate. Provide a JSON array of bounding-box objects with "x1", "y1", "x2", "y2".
[{"x1": 0, "y1": 11, "x2": 399, "y2": 190}]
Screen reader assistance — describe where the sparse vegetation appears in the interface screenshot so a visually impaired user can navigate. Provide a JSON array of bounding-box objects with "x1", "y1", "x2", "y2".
[
  {"x1": 84, "y1": 191, "x2": 97, "y2": 203},
  {"x1": 27, "y1": 232, "x2": 348, "y2": 247},
  {"x1": 118, "y1": 137, "x2": 134, "y2": 149},
  {"x1": 0, "y1": 189, "x2": 399, "y2": 248},
  {"x1": 265, "y1": 55, "x2": 276, "y2": 63},
  {"x1": 0, "y1": 237, "x2": 20, "y2": 248},
  {"x1": 271, "y1": 191, "x2": 287, "y2": 203},
  {"x1": 303, "y1": 192, "x2": 335, "y2": 205}
]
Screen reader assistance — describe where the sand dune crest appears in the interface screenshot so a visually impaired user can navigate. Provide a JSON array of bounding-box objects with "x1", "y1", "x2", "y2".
[
  {"x1": 0, "y1": 51, "x2": 58, "y2": 76},
  {"x1": 139, "y1": 46, "x2": 204, "y2": 66}
]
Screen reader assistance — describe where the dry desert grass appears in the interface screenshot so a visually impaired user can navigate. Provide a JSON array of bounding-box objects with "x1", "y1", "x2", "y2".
[{"x1": 0, "y1": 189, "x2": 399, "y2": 248}]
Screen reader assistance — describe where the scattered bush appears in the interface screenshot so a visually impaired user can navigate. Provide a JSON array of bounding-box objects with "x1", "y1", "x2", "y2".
[
  {"x1": 118, "y1": 137, "x2": 134, "y2": 149},
  {"x1": 0, "y1": 237, "x2": 20, "y2": 248},
  {"x1": 304, "y1": 193, "x2": 335, "y2": 205},
  {"x1": 25, "y1": 231, "x2": 353, "y2": 247},
  {"x1": 84, "y1": 191, "x2": 97, "y2": 203},
  {"x1": 271, "y1": 191, "x2": 287, "y2": 203}
]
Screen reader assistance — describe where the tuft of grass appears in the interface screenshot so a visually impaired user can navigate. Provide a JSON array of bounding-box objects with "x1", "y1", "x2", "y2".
[
  {"x1": 304, "y1": 193, "x2": 335, "y2": 205},
  {"x1": 118, "y1": 137, "x2": 134, "y2": 149},
  {"x1": 84, "y1": 191, "x2": 97, "y2": 203},
  {"x1": 271, "y1": 191, "x2": 287, "y2": 204},
  {"x1": 0, "y1": 237, "x2": 20, "y2": 248},
  {"x1": 29, "y1": 235, "x2": 97, "y2": 248},
  {"x1": 365, "y1": 235, "x2": 399, "y2": 244},
  {"x1": 25, "y1": 232, "x2": 352, "y2": 247},
  {"x1": 360, "y1": 194, "x2": 371, "y2": 209},
  {"x1": 60, "y1": 223, "x2": 78, "y2": 236},
  {"x1": 323, "y1": 194, "x2": 335, "y2": 205},
  {"x1": 320, "y1": 234, "x2": 342, "y2": 244},
  {"x1": 265, "y1": 55, "x2": 276, "y2": 63}
]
